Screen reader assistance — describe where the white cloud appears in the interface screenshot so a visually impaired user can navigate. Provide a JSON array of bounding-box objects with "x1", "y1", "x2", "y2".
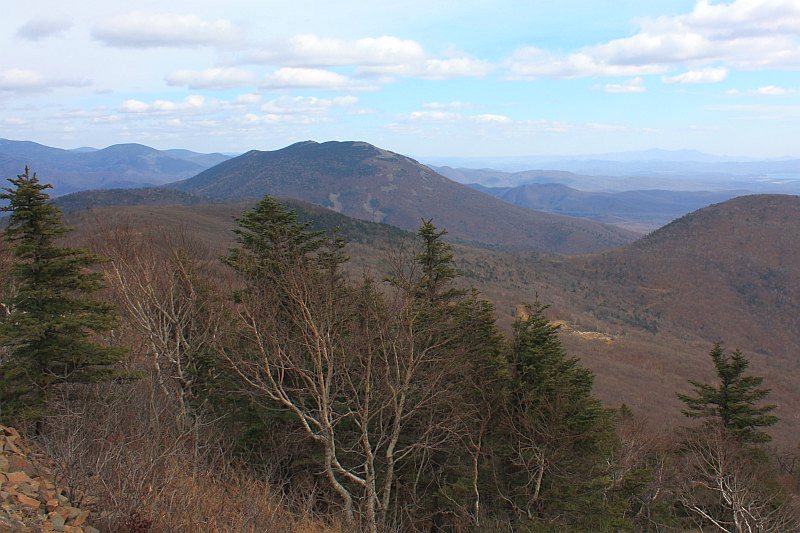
[
  {"x1": 727, "y1": 84, "x2": 798, "y2": 96},
  {"x1": 260, "y1": 95, "x2": 358, "y2": 114},
  {"x1": 710, "y1": 103, "x2": 800, "y2": 117},
  {"x1": 508, "y1": 0, "x2": 800, "y2": 79},
  {"x1": 591, "y1": 0, "x2": 800, "y2": 69},
  {"x1": 234, "y1": 93, "x2": 262, "y2": 105},
  {"x1": 261, "y1": 67, "x2": 373, "y2": 91},
  {"x1": 235, "y1": 34, "x2": 426, "y2": 67},
  {"x1": 360, "y1": 56, "x2": 495, "y2": 79},
  {"x1": 166, "y1": 68, "x2": 257, "y2": 90},
  {"x1": 603, "y1": 77, "x2": 646, "y2": 93},
  {"x1": 232, "y1": 34, "x2": 492, "y2": 82},
  {"x1": 755, "y1": 84, "x2": 793, "y2": 95},
  {"x1": 244, "y1": 95, "x2": 358, "y2": 124},
  {"x1": 471, "y1": 114, "x2": 512, "y2": 123},
  {"x1": 120, "y1": 95, "x2": 209, "y2": 114},
  {"x1": 92, "y1": 12, "x2": 239, "y2": 48},
  {"x1": 662, "y1": 67, "x2": 728, "y2": 84},
  {"x1": 420, "y1": 57, "x2": 494, "y2": 79},
  {"x1": 16, "y1": 16, "x2": 72, "y2": 41},
  {"x1": 388, "y1": 113, "x2": 574, "y2": 135},
  {"x1": 409, "y1": 110, "x2": 461, "y2": 122},
  {"x1": 507, "y1": 47, "x2": 666, "y2": 79},
  {"x1": 0, "y1": 69, "x2": 89, "y2": 92},
  {"x1": 422, "y1": 101, "x2": 467, "y2": 109},
  {"x1": 586, "y1": 122, "x2": 628, "y2": 131}
]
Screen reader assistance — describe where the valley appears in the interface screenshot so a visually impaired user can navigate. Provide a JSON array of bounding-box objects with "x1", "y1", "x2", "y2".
[{"x1": 63, "y1": 191, "x2": 800, "y2": 446}]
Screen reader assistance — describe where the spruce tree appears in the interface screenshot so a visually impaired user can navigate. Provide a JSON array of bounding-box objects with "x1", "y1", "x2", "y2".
[
  {"x1": 678, "y1": 342, "x2": 778, "y2": 443},
  {"x1": 0, "y1": 168, "x2": 124, "y2": 427},
  {"x1": 224, "y1": 195, "x2": 328, "y2": 280},
  {"x1": 498, "y1": 302, "x2": 611, "y2": 525},
  {"x1": 415, "y1": 219, "x2": 465, "y2": 305}
]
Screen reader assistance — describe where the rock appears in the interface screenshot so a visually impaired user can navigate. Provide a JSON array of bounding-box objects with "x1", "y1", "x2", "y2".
[
  {"x1": 0, "y1": 425, "x2": 96, "y2": 532},
  {"x1": 49, "y1": 512, "x2": 66, "y2": 531},
  {"x1": 70, "y1": 510, "x2": 90, "y2": 527},
  {"x1": 6, "y1": 471, "x2": 32, "y2": 484},
  {"x1": 55, "y1": 506, "x2": 73, "y2": 520},
  {"x1": 14, "y1": 492, "x2": 41, "y2": 509}
]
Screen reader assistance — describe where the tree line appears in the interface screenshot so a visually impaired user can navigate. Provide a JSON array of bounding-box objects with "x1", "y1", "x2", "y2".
[{"x1": 0, "y1": 168, "x2": 796, "y2": 532}]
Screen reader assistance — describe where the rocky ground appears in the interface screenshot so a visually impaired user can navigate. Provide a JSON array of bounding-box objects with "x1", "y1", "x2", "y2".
[{"x1": 0, "y1": 425, "x2": 98, "y2": 532}]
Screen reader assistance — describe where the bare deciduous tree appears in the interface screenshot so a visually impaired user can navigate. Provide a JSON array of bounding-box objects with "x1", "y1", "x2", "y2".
[
  {"x1": 97, "y1": 222, "x2": 223, "y2": 424},
  {"x1": 680, "y1": 424, "x2": 798, "y2": 532},
  {"x1": 220, "y1": 244, "x2": 465, "y2": 532}
]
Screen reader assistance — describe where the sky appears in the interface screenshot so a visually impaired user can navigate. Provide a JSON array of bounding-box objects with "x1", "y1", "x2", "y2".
[{"x1": 3, "y1": 0, "x2": 800, "y2": 158}]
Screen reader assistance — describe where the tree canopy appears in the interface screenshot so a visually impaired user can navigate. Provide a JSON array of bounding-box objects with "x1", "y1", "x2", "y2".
[{"x1": 678, "y1": 342, "x2": 778, "y2": 444}]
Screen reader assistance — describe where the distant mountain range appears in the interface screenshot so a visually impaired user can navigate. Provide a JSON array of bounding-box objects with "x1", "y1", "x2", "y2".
[
  {"x1": 432, "y1": 164, "x2": 800, "y2": 194},
  {"x1": 0, "y1": 139, "x2": 230, "y2": 195},
  {"x1": 424, "y1": 148, "x2": 800, "y2": 178},
  {"x1": 470, "y1": 182, "x2": 743, "y2": 232}
]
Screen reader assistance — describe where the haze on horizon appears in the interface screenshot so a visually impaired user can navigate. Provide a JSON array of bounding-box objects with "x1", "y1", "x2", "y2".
[{"x1": 3, "y1": 0, "x2": 800, "y2": 159}]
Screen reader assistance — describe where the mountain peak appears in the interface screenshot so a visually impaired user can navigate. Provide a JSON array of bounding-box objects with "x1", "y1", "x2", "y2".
[{"x1": 170, "y1": 140, "x2": 636, "y2": 254}]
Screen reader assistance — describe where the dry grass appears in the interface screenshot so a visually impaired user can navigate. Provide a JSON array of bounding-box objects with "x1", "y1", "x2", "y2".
[{"x1": 38, "y1": 378, "x2": 342, "y2": 533}]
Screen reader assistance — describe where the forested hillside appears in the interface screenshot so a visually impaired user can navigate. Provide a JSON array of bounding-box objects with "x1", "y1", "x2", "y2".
[{"x1": 1, "y1": 170, "x2": 798, "y2": 531}]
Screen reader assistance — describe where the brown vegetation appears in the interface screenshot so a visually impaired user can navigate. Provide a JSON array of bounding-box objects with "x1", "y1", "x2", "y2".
[{"x1": 63, "y1": 194, "x2": 800, "y2": 447}]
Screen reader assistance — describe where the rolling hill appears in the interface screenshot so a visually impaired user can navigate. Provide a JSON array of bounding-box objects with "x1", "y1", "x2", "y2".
[
  {"x1": 168, "y1": 140, "x2": 638, "y2": 254},
  {"x1": 0, "y1": 139, "x2": 230, "y2": 195},
  {"x1": 54, "y1": 187, "x2": 206, "y2": 213},
  {"x1": 472, "y1": 182, "x2": 741, "y2": 232},
  {"x1": 568, "y1": 194, "x2": 800, "y2": 357}
]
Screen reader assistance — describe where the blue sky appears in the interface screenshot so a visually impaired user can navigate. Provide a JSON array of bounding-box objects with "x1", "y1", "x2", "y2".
[{"x1": 3, "y1": 0, "x2": 800, "y2": 157}]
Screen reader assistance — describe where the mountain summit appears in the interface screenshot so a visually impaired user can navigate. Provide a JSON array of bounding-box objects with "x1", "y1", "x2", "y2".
[
  {"x1": 170, "y1": 140, "x2": 637, "y2": 254},
  {"x1": 0, "y1": 139, "x2": 230, "y2": 195}
]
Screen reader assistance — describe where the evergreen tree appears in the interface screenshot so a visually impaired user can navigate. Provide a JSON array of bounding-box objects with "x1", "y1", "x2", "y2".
[
  {"x1": 678, "y1": 342, "x2": 778, "y2": 444},
  {"x1": 497, "y1": 302, "x2": 612, "y2": 526},
  {"x1": 223, "y1": 195, "x2": 328, "y2": 280},
  {"x1": 0, "y1": 168, "x2": 124, "y2": 427},
  {"x1": 414, "y1": 219, "x2": 465, "y2": 305}
]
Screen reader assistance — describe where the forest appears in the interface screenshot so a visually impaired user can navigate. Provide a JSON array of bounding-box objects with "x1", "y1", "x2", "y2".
[{"x1": 0, "y1": 169, "x2": 798, "y2": 532}]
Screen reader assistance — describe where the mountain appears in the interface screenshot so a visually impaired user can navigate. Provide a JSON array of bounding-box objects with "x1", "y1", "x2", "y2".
[
  {"x1": 472, "y1": 182, "x2": 742, "y2": 232},
  {"x1": 571, "y1": 194, "x2": 800, "y2": 356},
  {"x1": 169, "y1": 140, "x2": 638, "y2": 254},
  {"x1": 0, "y1": 139, "x2": 231, "y2": 195},
  {"x1": 163, "y1": 149, "x2": 230, "y2": 168}
]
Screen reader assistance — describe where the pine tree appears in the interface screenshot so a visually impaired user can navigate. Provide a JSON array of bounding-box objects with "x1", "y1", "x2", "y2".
[
  {"x1": 0, "y1": 168, "x2": 124, "y2": 427},
  {"x1": 678, "y1": 342, "x2": 778, "y2": 444}
]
